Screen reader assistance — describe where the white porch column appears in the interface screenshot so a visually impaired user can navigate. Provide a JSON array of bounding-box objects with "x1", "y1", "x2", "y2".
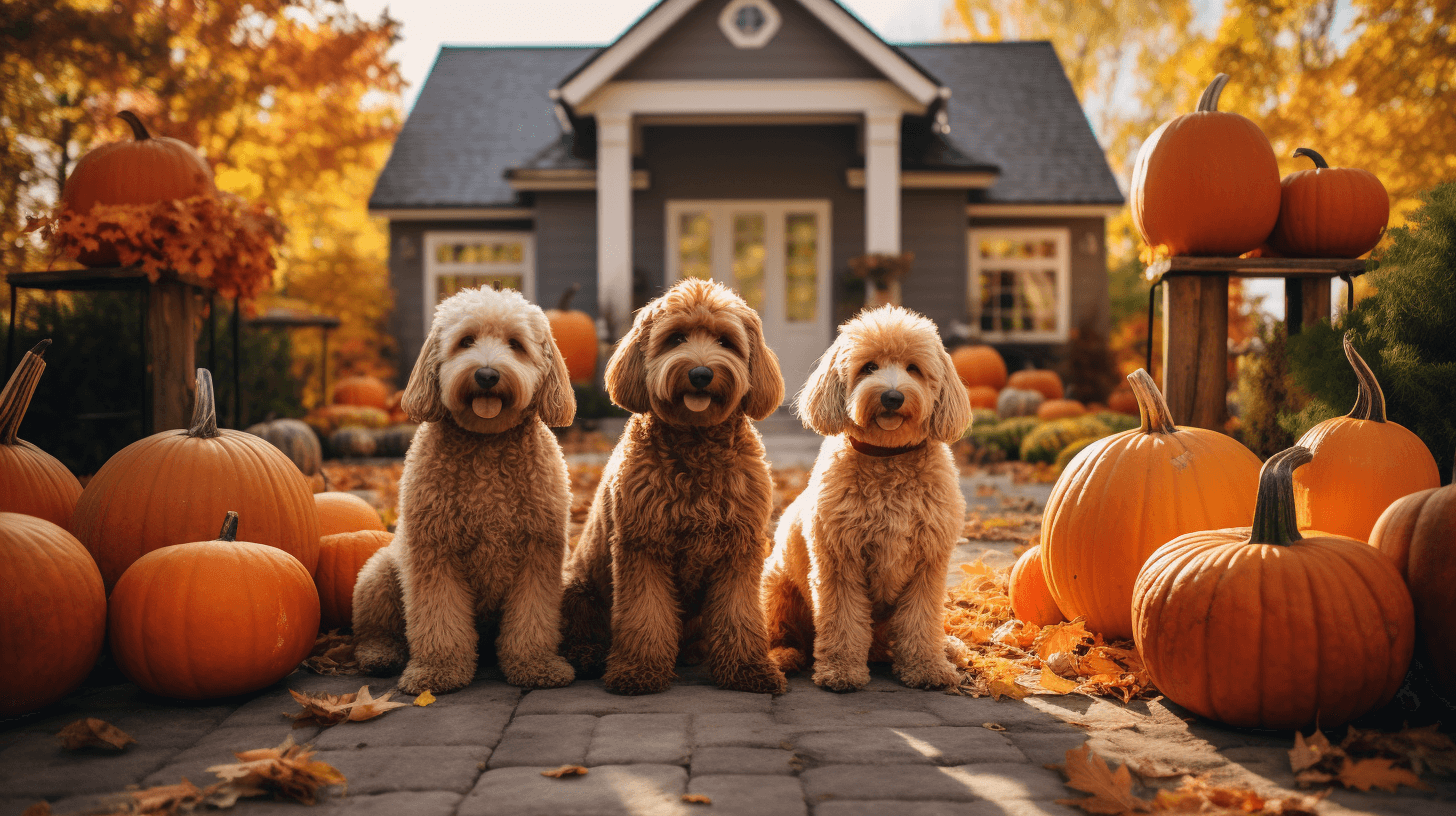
[
  {"x1": 596, "y1": 111, "x2": 633, "y2": 339},
  {"x1": 863, "y1": 108, "x2": 901, "y2": 253}
]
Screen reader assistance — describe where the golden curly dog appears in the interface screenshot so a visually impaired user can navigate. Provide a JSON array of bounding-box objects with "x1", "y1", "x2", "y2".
[
  {"x1": 352, "y1": 286, "x2": 577, "y2": 694},
  {"x1": 560, "y1": 278, "x2": 788, "y2": 696},
  {"x1": 762, "y1": 306, "x2": 972, "y2": 692}
]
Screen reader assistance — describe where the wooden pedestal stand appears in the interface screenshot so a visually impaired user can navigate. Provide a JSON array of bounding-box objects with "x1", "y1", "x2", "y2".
[{"x1": 1144, "y1": 256, "x2": 1368, "y2": 430}]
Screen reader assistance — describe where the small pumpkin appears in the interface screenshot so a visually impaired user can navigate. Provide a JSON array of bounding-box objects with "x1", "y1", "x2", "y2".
[
  {"x1": 1105, "y1": 385, "x2": 1139, "y2": 416},
  {"x1": 995, "y1": 387, "x2": 1044, "y2": 419},
  {"x1": 1293, "y1": 334, "x2": 1439, "y2": 541},
  {"x1": 1036, "y1": 399, "x2": 1086, "y2": 421},
  {"x1": 1130, "y1": 74, "x2": 1282, "y2": 256},
  {"x1": 1133, "y1": 447, "x2": 1414, "y2": 729},
  {"x1": 1269, "y1": 148, "x2": 1389, "y2": 258},
  {"x1": 1007, "y1": 369, "x2": 1063, "y2": 401},
  {"x1": 245, "y1": 418, "x2": 322, "y2": 476},
  {"x1": 1041, "y1": 369, "x2": 1262, "y2": 639},
  {"x1": 1010, "y1": 545, "x2": 1064, "y2": 626},
  {"x1": 331, "y1": 375, "x2": 391, "y2": 410},
  {"x1": 965, "y1": 385, "x2": 999, "y2": 410},
  {"x1": 1369, "y1": 477, "x2": 1456, "y2": 695},
  {"x1": 0, "y1": 340, "x2": 82, "y2": 527},
  {"x1": 315, "y1": 492, "x2": 386, "y2": 538},
  {"x1": 952, "y1": 345, "x2": 1008, "y2": 390},
  {"x1": 316, "y1": 529, "x2": 393, "y2": 631},
  {"x1": 108, "y1": 511, "x2": 319, "y2": 700},
  {"x1": 305, "y1": 404, "x2": 390, "y2": 436},
  {"x1": 60, "y1": 111, "x2": 217, "y2": 267},
  {"x1": 0, "y1": 513, "x2": 107, "y2": 716},
  {"x1": 373, "y1": 423, "x2": 419, "y2": 458},
  {"x1": 545, "y1": 284, "x2": 599, "y2": 385},
  {"x1": 328, "y1": 427, "x2": 377, "y2": 458}
]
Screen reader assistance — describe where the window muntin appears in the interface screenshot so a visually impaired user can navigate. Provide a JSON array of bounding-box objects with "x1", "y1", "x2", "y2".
[{"x1": 968, "y1": 228, "x2": 1070, "y2": 342}]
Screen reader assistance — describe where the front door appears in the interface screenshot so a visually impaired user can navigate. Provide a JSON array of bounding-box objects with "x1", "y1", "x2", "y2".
[{"x1": 666, "y1": 200, "x2": 832, "y2": 404}]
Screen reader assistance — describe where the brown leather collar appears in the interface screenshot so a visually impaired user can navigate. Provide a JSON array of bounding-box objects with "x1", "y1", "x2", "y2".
[{"x1": 847, "y1": 436, "x2": 928, "y2": 458}]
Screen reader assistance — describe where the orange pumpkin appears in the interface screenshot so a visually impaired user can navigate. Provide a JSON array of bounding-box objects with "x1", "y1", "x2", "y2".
[
  {"x1": 0, "y1": 340, "x2": 82, "y2": 527},
  {"x1": 545, "y1": 284, "x2": 599, "y2": 385},
  {"x1": 965, "y1": 385, "x2": 999, "y2": 409},
  {"x1": 1010, "y1": 545, "x2": 1064, "y2": 627},
  {"x1": 1133, "y1": 447, "x2": 1414, "y2": 729},
  {"x1": 71, "y1": 369, "x2": 320, "y2": 589},
  {"x1": 1105, "y1": 385, "x2": 1139, "y2": 416},
  {"x1": 1370, "y1": 479, "x2": 1456, "y2": 695},
  {"x1": 331, "y1": 375, "x2": 391, "y2": 410},
  {"x1": 108, "y1": 511, "x2": 319, "y2": 700},
  {"x1": 1041, "y1": 369, "x2": 1261, "y2": 639},
  {"x1": 60, "y1": 111, "x2": 216, "y2": 267},
  {"x1": 1007, "y1": 369, "x2": 1063, "y2": 401},
  {"x1": 0, "y1": 513, "x2": 107, "y2": 716},
  {"x1": 315, "y1": 491, "x2": 386, "y2": 537},
  {"x1": 1130, "y1": 74, "x2": 1281, "y2": 256},
  {"x1": 951, "y1": 345, "x2": 1008, "y2": 390},
  {"x1": 1293, "y1": 334, "x2": 1439, "y2": 541},
  {"x1": 317, "y1": 530, "x2": 393, "y2": 631},
  {"x1": 1036, "y1": 399, "x2": 1086, "y2": 421},
  {"x1": 1270, "y1": 148, "x2": 1389, "y2": 258}
]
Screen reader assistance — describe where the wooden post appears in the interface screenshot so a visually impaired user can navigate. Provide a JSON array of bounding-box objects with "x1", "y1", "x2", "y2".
[
  {"x1": 147, "y1": 279, "x2": 203, "y2": 431},
  {"x1": 1161, "y1": 275, "x2": 1228, "y2": 429},
  {"x1": 1284, "y1": 277, "x2": 1332, "y2": 334}
]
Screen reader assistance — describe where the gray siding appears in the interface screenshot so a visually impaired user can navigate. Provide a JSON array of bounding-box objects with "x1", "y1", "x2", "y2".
[
  {"x1": 618, "y1": 0, "x2": 881, "y2": 81},
  {"x1": 900, "y1": 190, "x2": 971, "y2": 336},
  {"x1": 534, "y1": 192, "x2": 599, "y2": 315}
]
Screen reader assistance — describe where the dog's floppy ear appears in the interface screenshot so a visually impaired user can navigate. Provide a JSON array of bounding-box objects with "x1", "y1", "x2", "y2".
[
  {"x1": 535, "y1": 333, "x2": 577, "y2": 428},
  {"x1": 925, "y1": 345, "x2": 973, "y2": 443},
  {"x1": 402, "y1": 324, "x2": 447, "y2": 423},
  {"x1": 796, "y1": 337, "x2": 848, "y2": 435},
  {"x1": 605, "y1": 302, "x2": 654, "y2": 414},
  {"x1": 741, "y1": 309, "x2": 785, "y2": 421}
]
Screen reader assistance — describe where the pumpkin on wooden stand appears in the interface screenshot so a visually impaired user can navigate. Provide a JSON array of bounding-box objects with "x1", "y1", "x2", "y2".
[
  {"x1": 1040, "y1": 369, "x2": 1261, "y2": 639},
  {"x1": 315, "y1": 491, "x2": 386, "y2": 538},
  {"x1": 1270, "y1": 148, "x2": 1389, "y2": 258},
  {"x1": 244, "y1": 417, "x2": 322, "y2": 476},
  {"x1": 952, "y1": 345, "x2": 1008, "y2": 390},
  {"x1": 0, "y1": 340, "x2": 82, "y2": 527},
  {"x1": 0, "y1": 513, "x2": 107, "y2": 716},
  {"x1": 1009, "y1": 545, "x2": 1064, "y2": 627},
  {"x1": 1133, "y1": 447, "x2": 1414, "y2": 729},
  {"x1": 545, "y1": 284, "x2": 599, "y2": 385},
  {"x1": 71, "y1": 369, "x2": 320, "y2": 589},
  {"x1": 1293, "y1": 334, "x2": 1439, "y2": 541},
  {"x1": 317, "y1": 530, "x2": 393, "y2": 631}
]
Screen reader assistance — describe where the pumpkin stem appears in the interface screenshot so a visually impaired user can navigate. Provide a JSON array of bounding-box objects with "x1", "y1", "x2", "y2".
[
  {"x1": 1293, "y1": 147, "x2": 1329, "y2": 169},
  {"x1": 217, "y1": 511, "x2": 240, "y2": 542},
  {"x1": 1126, "y1": 368, "x2": 1178, "y2": 434},
  {"x1": 188, "y1": 368, "x2": 220, "y2": 438},
  {"x1": 1343, "y1": 333, "x2": 1386, "y2": 423},
  {"x1": 117, "y1": 110, "x2": 151, "y2": 141},
  {"x1": 0, "y1": 339, "x2": 52, "y2": 445},
  {"x1": 1196, "y1": 74, "x2": 1231, "y2": 113},
  {"x1": 556, "y1": 283, "x2": 581, "y2": 311},
  {"x1": 1249, "y1": 446, "x2": 1313, "y2": 546}
]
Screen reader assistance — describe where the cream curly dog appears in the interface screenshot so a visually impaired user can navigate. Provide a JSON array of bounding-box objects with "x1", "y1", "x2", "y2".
[
  {"x1": 352, "y1": 286, "x2": 577, "y2": 694},
  {"x1": 762, "y1": 306, "x2": 972, "y2": 692},
  {"x1": 559, "y1": 278, "x2": 788, "y2": 695}
]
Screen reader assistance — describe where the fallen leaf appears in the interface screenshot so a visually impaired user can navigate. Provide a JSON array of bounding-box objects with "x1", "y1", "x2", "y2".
[
  {"x1": 57, "y1": 718, "x2": 136, "y2": 751},
  {"x1": 1035, "y1": 619, "x2": 1094, "y2": 661},
  {"x1": 682, "y1": 793, "x2": 712, "y2": 803},
  {"x1": 541, "y1": 765, "x2": 589, "y2": 778},
  {"x1": 1337, "y1": 757, "x2": 1432, "y2": 793},
  {"x1": 206, "y1": 736, "x2": 346, "y2": 805},
  {"x1": 1055, "y1": 743, "x2": 1152, "y2": 814},
  {"x1": 303, "y1": 631, "x2": 362, "y2": 676},
  {"x1": 1125, "y1": 757, "x2": 1191, "y2": 780},
  {"x1": 983, "y1": 723, "x2": 1008, "y2": 731},
  {"x1": 414, "y1": 690, "x2": 436, "y2": 707},
  {"x1": 130, "y1": 779, "x2": 207, "y2": 814},
  {"x1": 288, "y1": 685, "x2": 410, "y2": 727},
  {"x1": 1289, "y1": 731, "x2": 1330, "y2": 774},
  {"x1": 20, "y1": 803, "x2": 50, "y2": 816},
  {"x1": 1039, "y1": 667, "x2": 1080, "y2": 695}
]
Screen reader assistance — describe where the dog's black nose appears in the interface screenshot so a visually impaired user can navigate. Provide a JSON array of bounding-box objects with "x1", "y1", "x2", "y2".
[
  {"x1": 474, "y1": 367, "x2": 500, "y2": 390},
  {"x1": 880, "y1": 390, "x2": 904, "y2": 411},
  {"x1": 688, "y1": 366, "x2": 713, "y2": 390}
]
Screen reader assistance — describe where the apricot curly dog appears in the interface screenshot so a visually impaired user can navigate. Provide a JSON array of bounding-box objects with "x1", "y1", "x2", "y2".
[
  {"x1": 352, "y1": 286, "x2": 577, "y2": 694},
  {"x1": 762, "y1": 306, "x2": 972, "y2": 692},
  {"x1": 560, "y1": 278, "x2": 788, "y2": 695}
]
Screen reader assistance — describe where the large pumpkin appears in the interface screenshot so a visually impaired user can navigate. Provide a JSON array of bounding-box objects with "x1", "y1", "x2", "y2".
[
  {"x1": 1009, "y1": 545, "x2": 1064, "y2": 627},
  {"x1": 545, "y1": 284, "x2": 599, "y2": 385},
  {"x1": 330, "y1": 375, "x2": 391, "y2": 410},
  {"x1": 317, "y1": 530, "x2": 393, "y2": 631},
  {"x1": 0, "y1": 513, "x2": 107, "y2": 716},
  {"x1": 1041, "y1": 369, "x2": 1262, "y2": 639},
  {"x1": 1369, "y1": 479, "x2": 1456, "y2": 695},
  {"x1": 108, "y1": 511, "x2": 319, "y2": 699},
  {"x1": 244, "y1": 417, "x2": 322, "y2": 476},
  {"x1": 60, "y1": 111, "x2": 216, "y2": 267},
  {"x1": 1293, "y1": 334, "x2": 1439, "y2": 541},
  {"x1": 315, "y1": 491, "x2": 386, "y2": 538},
  {"x1": 952, "y1": 345, "x2": 1008, "y2": 390},
  {"x1": 1269, "y1": 148, "x2": 1389, "y2": 258},
  {"x1": 1006, "y1": 369, "x2": 1063, "y2": 400},
  {"x1": 1133, "y1": 447, "x2": 1414, "y2": 729},
  {"x1": 0, "y1": 340, "x2": 82, "y2": 527},
  {"x1": 1130, "y1": 74, "x2": 1281, "y2": 256},
  {"x1": 71, "y1": 369, "x2": 320, "y2": 589}
]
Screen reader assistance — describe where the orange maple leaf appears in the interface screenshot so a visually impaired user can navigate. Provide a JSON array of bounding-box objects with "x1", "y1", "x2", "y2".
[
  {"x1": 1336, "y1": 757, "x2": 1432, "y2": 793},
  {"x1": 1055, "y1": 743, "x2": 1153, "y2": 814}
]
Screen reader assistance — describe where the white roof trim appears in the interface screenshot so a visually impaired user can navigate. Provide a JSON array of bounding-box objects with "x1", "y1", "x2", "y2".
[
  {"x1": 577, "y1": 79, "x2": 921, "y2": 116},
  {"x1": 559, "y1": 0, "x2": 941, "y2": 109},
  {"x1": 371, "y1": 207, "x2": 535, "y2": 220},
  {"x1": 967, "y1": 203, "x2": 1123, "y2": 218}
]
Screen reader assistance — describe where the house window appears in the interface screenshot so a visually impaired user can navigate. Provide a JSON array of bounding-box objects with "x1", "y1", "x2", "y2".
[
  {"x1": 423, "y1": 232, "x2": 535, "y2": 324},
  {"x1": 718, "y1": 0, "x2": 781, "y2": 49},
  {"x1": 968, "y1": 228, "x2": 1071, "y2": 342}
]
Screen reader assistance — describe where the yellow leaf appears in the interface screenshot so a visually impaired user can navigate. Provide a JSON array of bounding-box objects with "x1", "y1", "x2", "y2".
[
  {"x1": 1039, "y1": 667, "x2": 1080, "y2": 694},
  {"x1": 541, "y1": 765, "x2": 589, "y2": 778},
  {"x1": 414, "y1": 690, "x2": 436, "y2": 707},
  {"x1": 682, "y1": 793, "x2": 712, "y2": 803},
  {"x1": 1034, "y1": 619, "x2": 1093, "y2": 661}
]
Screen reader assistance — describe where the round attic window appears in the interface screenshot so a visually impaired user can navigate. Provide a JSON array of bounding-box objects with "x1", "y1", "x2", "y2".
[{"x1": 719, "y1": 0, "x2": 781, "y2": 49}]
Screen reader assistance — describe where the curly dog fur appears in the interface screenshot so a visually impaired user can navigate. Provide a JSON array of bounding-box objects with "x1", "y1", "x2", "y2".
[
  {"x1": 762, "y1": 306, "x2": 972, "y2": 692},
  {"x1": 560, "y1": 278, "x2": 788, "y2": 696},
  {"x1": 352, "y1": 286, "x2": 577, "y2": 694}
]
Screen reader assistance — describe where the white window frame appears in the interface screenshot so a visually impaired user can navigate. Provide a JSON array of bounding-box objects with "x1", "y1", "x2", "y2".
[
  {"x1": 968, "y1": 227, "x2": 1072, "y2": 343},
  {"x1": 718, "y1": 0, "x2": 782, "y2": 49},
  {"x1": 423, "y1": 231, "x2": 536, "y2": 327}
]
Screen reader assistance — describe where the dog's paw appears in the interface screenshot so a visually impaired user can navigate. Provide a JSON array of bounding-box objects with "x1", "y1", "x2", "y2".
[
  {"x1": 503, "y1": 654, "x2": 576, "y2": 690},
  {"x1": 399, "y1": 659, "x2": 473, "y2": 695},
  {"x1": 604, "y1": 662, "x2": 674, "y2": 696},
  {"x1": 562, "y1": 641, "x2": 609, "y2": 679},
  {"x1": 769, "y1": 647, "x2": 808, "y2": 674},
  {"x1": 355, "y1": 638, "x2": 407, "y2": 675},
  {"x1": 716, "y1": 661, "x2": 788, "y2": 695},
  {"x1": 894, "y1": 657, "x2": 960, "y2": 690},
  {"x1": 812, "y1": 662, "x2": 870, "y2": 693}
]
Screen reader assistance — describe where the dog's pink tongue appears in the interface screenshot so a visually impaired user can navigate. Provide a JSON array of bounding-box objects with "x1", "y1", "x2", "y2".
[
  {"x1": 472, "y1": 396, "x2": 503, "y2": 419},
  {"x1": 875, "y1": 413, "x2": 904, "y2": 431},
  {"x1": 684, "y1": 393, "x2": 712, "y2": 413}
]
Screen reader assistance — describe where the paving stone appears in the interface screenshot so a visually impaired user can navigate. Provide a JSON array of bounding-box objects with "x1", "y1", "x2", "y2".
[
  {"x1": 1004, "y1": 729, "x2": 1091, "y2": 766},
  {"x1": 1326, "y1": 790, "x2": 1456, "y2": 816},
  {"x1": 795, "y1": 727, "x2": 1024, "y2": 766},
  {"x1": 693, "y1": 713, "x2": 793, "y2": 748},
  {"x1": 922, "y1": 694, "x2": 1074, "y2": 730},
  {"x1": 459, "y1": 764, "x2": 690, "y2": 816},
  {"x1": 773, "y1": 688, "x2": 941, "y2": 729},
  {"x1": 311, "y1": 745, "x2": 490, "y2": 794},
  {"x1": 687, "y1": 774, "x2": 806, "y2": 816},
  {"x1": 691, "y1": 746, "x2": 798, "y2": 775},
  {"x1": 137, "y1": 724, "x2": 322, "y2": 788},
  {"x1": 517, "y1": 681, "x2": 772, "y2": 716},
  {"x1": 488, "y1": 714, "x2": 598, "y2": 768},
  {"x1": 312, "y1": 682, "x2": 518, "y2": 750},
  {"x1": 814, "y1": 799, "x2": 1081, "y2": 816},
  {"x1": 801, "y1": 765, "x2": 980, "y2": 802},
  {"x1": 226, "y1": 790, "x2": 462, "y2": 815},
  {"x1": 218, "y1": 674, "x2": 391, "y2": 729},
  {"x1": 950, "y1": 763, "x2": 1069, "y2": 800},
  {"x1": 586, "y1": 714, "x2": 689, "y2": 765},
  {"x1": 0, "y1": 730, "x2": 179, "y2": 798},
  {"x1": 105, "y1": 705, "x2": 232, "y2": 749}
]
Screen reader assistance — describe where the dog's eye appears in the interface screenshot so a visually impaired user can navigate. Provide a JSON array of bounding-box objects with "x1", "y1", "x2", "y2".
[
  {"x1": 668, "y1": 333, "x2": 688, "y2": 346},
  {"x1": 459, "y1": 335, "x2": 475, "y2": 349},
  {"x1": 860, "y1": 362, "x2": 878, "y2": 375},
  {"x1": 508, "y1": 338, "x2": 524, "y2": 353},
  {"x1": 907, "y1": 364, "x2": 921, "y2": 375},
  {"x1": 717, "y1": 337, "x2": 736, "y2": 352}
]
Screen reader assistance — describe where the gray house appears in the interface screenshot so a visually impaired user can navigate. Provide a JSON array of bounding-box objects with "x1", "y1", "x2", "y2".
[{"x1": 370, "y1": 0, "x2": 1123, "y2": 393}]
